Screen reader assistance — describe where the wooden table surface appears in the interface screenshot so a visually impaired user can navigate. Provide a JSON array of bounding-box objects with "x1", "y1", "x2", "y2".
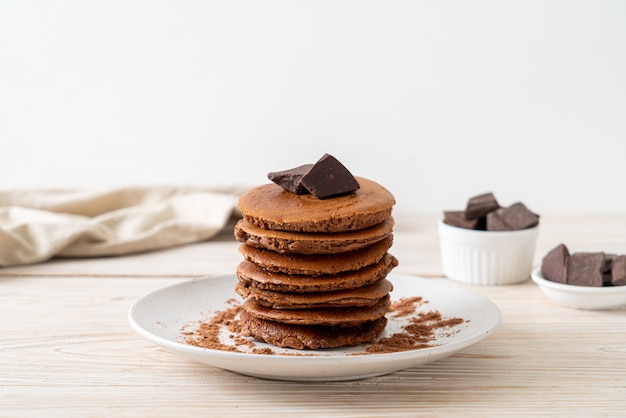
[{"x1": 2, "y1": 214, "x2": 626, "y2": 417}]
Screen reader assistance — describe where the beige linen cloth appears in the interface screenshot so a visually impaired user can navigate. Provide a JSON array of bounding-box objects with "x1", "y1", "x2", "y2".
[{"x1": 0, "y1": 186, "x2": 246, "y2": 267}]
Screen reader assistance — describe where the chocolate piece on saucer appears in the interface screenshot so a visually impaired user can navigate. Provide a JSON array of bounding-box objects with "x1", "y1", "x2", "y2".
[
  {"x1": 611, "y1": 255, "x2": 626, "y2": 286},
  {"x1": 443, "y1": 210, "x2": 479, "y2": 229},
  {"x1": 541, "y1": 243, "x2": 569, "y2": 284},
  {"x1": 300, "y1": 153, "x2": 360, "y2": 199},
  {"x1": 267, "y1": 164, "x2": 314, "y2": 194},
  {"x1": 486, "y1": 202, "x2": 539, "y2": 231},
  {"x1": 567, "y1": 252, "x2": 605, "y2": 287},
  {"x1": 602, "y1": 254, "x2": 617, "y2": 285},
  {"x1": 465, "y1": 192, "x2": 500, "y2": 220}
]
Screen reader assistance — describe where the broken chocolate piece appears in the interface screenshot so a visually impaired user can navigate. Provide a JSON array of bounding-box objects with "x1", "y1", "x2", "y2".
[
  {"x1": 567, "y1": 252, "x2": 605, "y2": 287},
  {"x1": 541, "y1": 243, "x2": 569, "y2": 284},
  {"x1": 444, "y1": 211, "x2": 480, "y2": 230},
  {"x1": 300, "y1": 154, "x2": 360, "y2": 199},
  {"x1": 485, "y1": 209, "x2": 509, "y2": 231},
  {"x1": 611, "y1": 255, "x2": 626, "y2": 286},
  {"x1": 486, "y1": 202, "x2": 539, "y2": 231},
  {"x1": 602, "y1": 254, "x2": 617, "y2": 285},
  {"x1": 465, "y1": 192, "x2": 500, "y2": 220},
  {"x1": 267, "y1": 164, "x2": 313, "y2": 194}
]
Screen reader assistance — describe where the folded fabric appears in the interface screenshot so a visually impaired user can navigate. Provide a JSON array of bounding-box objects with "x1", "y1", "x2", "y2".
[{"x1": 0, "y1": 186, "x2": 247, "y2": 267}]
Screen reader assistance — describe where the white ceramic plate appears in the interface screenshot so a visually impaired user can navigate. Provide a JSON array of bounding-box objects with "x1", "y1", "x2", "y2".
[
  {"x1": 129, "y1": 273, "x2": 501, "y2": 381},
  {"x1": 531, "y1": 267, "x2": 626, "y2": 310}
]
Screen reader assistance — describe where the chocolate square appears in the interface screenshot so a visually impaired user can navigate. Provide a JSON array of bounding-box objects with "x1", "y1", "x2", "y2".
[
  {"x1": 541, "y1": 243, "x2": 569, "y2": 284},
  {"x1": 485, "y1": 209, "x2": 510, "y2": 231},
  {"x1": 444, "y1": 211, "x2": 480, "y2": 229},
  {"x1": 567, "y1": 252, "x2": 605, "y2": 287},
  {"x1": 465, "y1": 192, "x2": 500, "y2": 220},
  {"x1": 486, "y1": 202, "x2": 539, "y2": 231},
  {"x1": 300, "y1": 154, "x2": 360, "y2": 199},
  {"x1": 611, "y1": 255, "x2": 626, "y2": 286},
  {"x1": 267, "y1": 164, "x2": 314, "y2": 194}
]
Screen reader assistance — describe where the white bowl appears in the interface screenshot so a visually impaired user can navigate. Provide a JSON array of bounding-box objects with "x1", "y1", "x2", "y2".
[
  {"x1": 531, "y1": 267, "x2": 626, "y2": 310},
  {"x1": 438, "y1": 220, "x2": 539, "y2": 285}
]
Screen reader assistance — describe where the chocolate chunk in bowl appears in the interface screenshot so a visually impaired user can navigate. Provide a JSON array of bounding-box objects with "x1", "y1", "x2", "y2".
[
  {"x1": 465, "y1": 192, "x2": 500, "y2": 220},
  {"x1": 443, "y1": 211, "x2": 480, "y2": 230},
  {"x1": 439, "y1": 192, "x2": 539, "y2": 285},
  {"x1": 486, "y1": 202, "x2": 539, "y2": 231}
]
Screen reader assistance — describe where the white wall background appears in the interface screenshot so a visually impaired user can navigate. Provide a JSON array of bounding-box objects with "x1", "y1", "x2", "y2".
[{"x1": 1, "y1": 0, "x2": 625, "y2": 216}]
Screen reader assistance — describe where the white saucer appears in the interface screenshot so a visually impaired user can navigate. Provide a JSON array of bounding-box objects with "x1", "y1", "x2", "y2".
[
  {"x1": 129, "y1": 273, "x2": 501, "y2": 381},
  {"x1": 531, "y1": 267, "x2": 626, "y2": 310}
]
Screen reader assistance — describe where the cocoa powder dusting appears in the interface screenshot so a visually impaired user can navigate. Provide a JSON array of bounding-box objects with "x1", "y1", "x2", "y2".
[
  {"x1": 183, "y1": 296, "x2": 465, "y2": 355},
  {"x1": 365, "y1": 305, "x2": 465, "y2": 354},
  {"x1": 389, "y1": 296, "x2": 424, "y2": 317},
  {"x1": 184, "y1": 299, "x2": 264, "y2": 353}
]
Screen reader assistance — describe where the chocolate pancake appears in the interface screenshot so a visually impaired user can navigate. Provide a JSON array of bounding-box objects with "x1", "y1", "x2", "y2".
[
  {"x1": 239, "y1": 310, "x2": 387, "y2": 349},
  {"x1": 236, "y1": 253, "x2": 398, "y2": 293},
  {"x1": 234, "y1": 217, "x2": 394, "y2": 255},
  {"x1": 236, "y1": 279, "x2": 393, "y2": 309},
  {"x1": 238, "y1": 177, "x2": 395, "y2": 233},
  {"x1": 242, "y1": 295, "x2": 390, "y2": 327},
  {"x1": 238, "y1": 235, "x2": 393, "y2": 276}
]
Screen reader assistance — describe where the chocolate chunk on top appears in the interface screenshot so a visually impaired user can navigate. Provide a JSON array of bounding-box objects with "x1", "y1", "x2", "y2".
[
  {"x1": 443, "y1": 210, "x2": 480, "y2": 230},
  {"x1": 486, "y1": 202, "x2": 539, "y2": 231},
  {"x1": 300, "y1": 153, "x2": 360, "y2": 199},
  {"x1": 541, "y1": 243, "x2": 569, "y2": 284},
  {"x1": 267, "y1": 154, "x2": 360, "y2": 199},
  {"x1": 567, "y1": 252, "x2": 605, "y2": 287},
  {"x1": 267, "y1": 164, "x2": 314, "y2": 195},
  {"x1": 267, "y1": 164, "x2": 313, "y2": 194},
  {"x1": 465, "y1": 192, "x2": 500, "y2": 220}
]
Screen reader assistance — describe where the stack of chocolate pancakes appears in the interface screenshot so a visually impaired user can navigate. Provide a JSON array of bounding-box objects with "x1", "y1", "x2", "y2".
[{"x1": 234, "y1": 154, "x2": 397, "y2": 349}]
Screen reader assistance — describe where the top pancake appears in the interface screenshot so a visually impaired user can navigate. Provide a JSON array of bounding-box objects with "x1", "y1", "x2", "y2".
[{"x1": 238, "y1": 176, "x2": 395, "y2": 233}]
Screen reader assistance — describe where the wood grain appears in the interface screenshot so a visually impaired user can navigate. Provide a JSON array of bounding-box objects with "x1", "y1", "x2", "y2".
[{"x1": 1, "y1": 215, "x2": 626, "y2": 417}]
